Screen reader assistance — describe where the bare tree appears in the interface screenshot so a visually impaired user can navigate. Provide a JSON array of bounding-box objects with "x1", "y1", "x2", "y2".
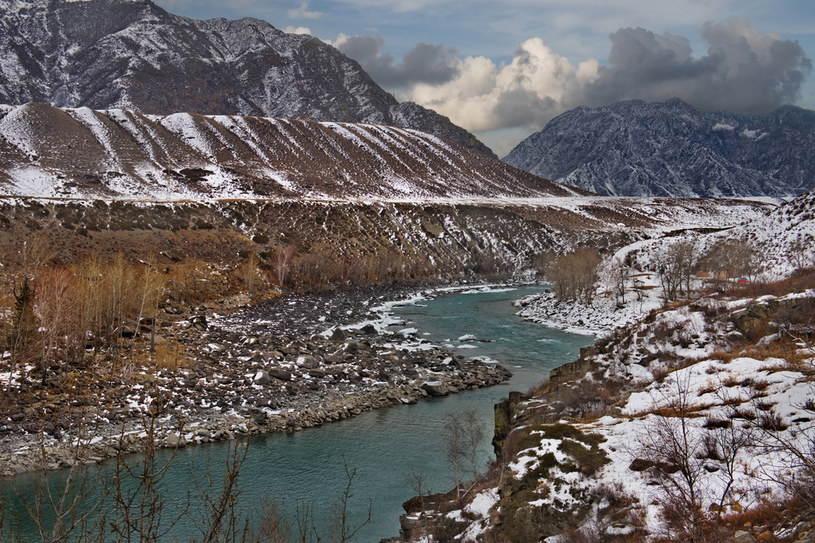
[
  {"x1": 108, "y1": 400, "x2": 188, "y2": 543},
  {"x1": 699, "y1": 238, "x2": 760, "y2": 286},
  {"x1": 636, "y1": 373, "x2": 710, "y2": 542},
  {"x1": 17, "y1": 420, "x2": 104, "y2": 543},
  {"x1": 546, "y1": 248, "x2": 602, "y2": 305},
  {"x1": 444, "y1": 411, "x2": 486, "y2": 500},
  {"x1": 7, "y1": 276, "x2": 38, "y2": 371},
  {"x1": 331, "y1": 462, "x2": 372, "y2": 543},
  {"x1": 655, "y1": 240, "x2": 697, "y2": 302},
  {"x1": 789, "y1": 236, "x2": 814, "y2": 271},
  {"x1": 272, "y1": 244, "x2": 297, "y2": 288},
  {"x1": 602, "y1": 257, "x2": 629, "y2": 307}
]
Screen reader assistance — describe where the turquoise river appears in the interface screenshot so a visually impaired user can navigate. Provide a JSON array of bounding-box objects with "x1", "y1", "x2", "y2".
[{"x1": 1, "y1": 285, "x2": 595, "y2": 541}]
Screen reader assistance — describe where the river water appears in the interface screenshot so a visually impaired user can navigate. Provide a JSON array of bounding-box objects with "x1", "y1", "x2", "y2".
[{"x1": 1, "y1": 285, "x2": 594, "y2": 542}]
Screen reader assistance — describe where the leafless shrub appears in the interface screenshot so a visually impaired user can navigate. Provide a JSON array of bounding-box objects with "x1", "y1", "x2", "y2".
[
  {"x1": 444, "y1": 411, "x2": 486, "y2": 500},
  {"x1": 636, "y1": 374, "x2": 711, "y2": 541}
]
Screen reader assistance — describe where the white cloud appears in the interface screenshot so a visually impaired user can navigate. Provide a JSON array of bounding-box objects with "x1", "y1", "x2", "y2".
[
  {"x1": 402, "y1": 38, "x2": 599, "y2": 133},
  {"x1": 283, "y1": 26, "x2": 312, "y2": 35},
  {"x1": 287, "y1": 1, "x2": 322, "y2": 19}
]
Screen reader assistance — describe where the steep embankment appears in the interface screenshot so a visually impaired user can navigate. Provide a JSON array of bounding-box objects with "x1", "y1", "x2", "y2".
[
  {"x1": 0, "y1": 196, "x2": 770, "y2": 280},
  {"x1": 396, "y1": 194, "x2": 815, "y2": 542}
]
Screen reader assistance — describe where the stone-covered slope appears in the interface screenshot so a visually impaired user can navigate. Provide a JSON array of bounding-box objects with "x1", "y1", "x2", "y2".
[{"x1": 0, "y1": 103, "x2": 573, "y2": 199}]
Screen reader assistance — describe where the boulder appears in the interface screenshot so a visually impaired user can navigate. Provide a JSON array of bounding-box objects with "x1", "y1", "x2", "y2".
[
  {"x1": 268, "y1": 368, "x2": 292, "y2": 381},
  {"x1": 190, "y1": 315, "x2": 208, "y2": 330},
  {"x1": 253, "y1": 371, "x2": 271, "y2": 385},
  {"x1": 297, "y1": 356, "x2": 320, "y2": 369},
  {"x1": 733, "y1": 531, "x2": 756, "y2": 543},
  {"x1": 422, "y1": 381, "x2": 450, "y2": 396},
  {"x1": 248, "y1": 407, "x2": 267, "y2": 425},
  {"x1": 163, "y1": 433, "x2": 187, "y2": 448}
]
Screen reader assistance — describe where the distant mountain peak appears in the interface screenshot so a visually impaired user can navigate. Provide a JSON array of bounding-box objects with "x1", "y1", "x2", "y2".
[
  {"x1": 0, "y1": 0, "x2": 496, "y2": 157},
  {"x1": 503, "y1": 99, "x2": 815, "y2": 198}
]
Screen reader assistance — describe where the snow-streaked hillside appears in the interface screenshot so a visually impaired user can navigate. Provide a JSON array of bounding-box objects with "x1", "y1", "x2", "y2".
[
  {"x1": 0, "y1": 0, "x2": 493, "y2": 156},
  {"x1": 504, "y1": 99, "x2": 815, "y2": 198},
  {"x1": 734, "y1": 190, "x2": 815, "y2": 277},
  {"x1": 417, "y1": 281, "x2": 815, "y2": 542},
  {"x1": 616, "y1": 189, "x2": 815, "y2": 281},
  {"x1": 0, "y1": 102, "x2": 575, "y2": 200}
]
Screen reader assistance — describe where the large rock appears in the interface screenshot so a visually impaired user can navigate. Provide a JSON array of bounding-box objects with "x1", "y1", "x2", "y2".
[
  {"x1": 268, "y1": 368, "x2": 292, "y2": 381},
  {"x1": 422, "y1": 381, "x2": 450, "y2": 396}
]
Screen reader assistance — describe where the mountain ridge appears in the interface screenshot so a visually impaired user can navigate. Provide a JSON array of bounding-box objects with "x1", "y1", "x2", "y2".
[
  {"x1": 0, "y1": 102, "x2": 574, "y2": 200},
  {"x1": 0, "y1": 0, "x2": 495, "y2": 156},
  {"x1": 503, "y1": 98, "x2": 815, "y2": 197}
]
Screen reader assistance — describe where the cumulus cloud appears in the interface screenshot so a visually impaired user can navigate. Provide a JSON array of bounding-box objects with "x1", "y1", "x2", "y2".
[
  {"x1": 332, "y1": 34, "x2": 460, "y2": 89},
  {"x1": 287, "y1": 2, "x2": 322, "y2": 20},
  {"x1": 579, "y1": 20, "x2": 812, "y2": 112},
  {"x1": 283, "y1": 26, "x2": 312, "y2": 35},
  {"x1": 340, "y1": 20, "x2": 809, "y2": 154},
  {"x1": 402, "y1": 38, "x2": 598, "y2": 133}
]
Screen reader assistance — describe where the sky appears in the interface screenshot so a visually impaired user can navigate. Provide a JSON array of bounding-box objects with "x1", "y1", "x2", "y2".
[{"x1": 154, "y1": 0, "x2": 815, "y2": 156}]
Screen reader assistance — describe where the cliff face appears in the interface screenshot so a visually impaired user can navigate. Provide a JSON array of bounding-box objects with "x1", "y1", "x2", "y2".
[
  {"x1": 504, "y1": 99, "x2": 815, "y2": 197},
  {"x1": 0, "y1": 0, "x2": 494, "y2": 156}
]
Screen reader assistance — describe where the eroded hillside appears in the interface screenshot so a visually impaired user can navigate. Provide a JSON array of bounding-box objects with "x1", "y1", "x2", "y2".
[{"x1": 0, "y1": 103, "x2": 571, "y2": 199}]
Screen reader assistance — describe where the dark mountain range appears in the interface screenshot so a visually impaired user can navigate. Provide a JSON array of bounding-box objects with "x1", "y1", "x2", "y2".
[
  {"x1": 503, "y1": 99, "x2": 815, "y2": 197},
  {"x1": 0, "y1": 0, "x2": 494, "y2": 156}
]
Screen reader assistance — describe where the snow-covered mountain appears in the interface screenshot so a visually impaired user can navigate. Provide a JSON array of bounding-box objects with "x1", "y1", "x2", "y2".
[
  {"x1": 0, "y1": 102, "x2": 576, "y2": 200},
  {"x1": 0, "y1": 0, "x2": 494, "y2": 157},
  {"x1": 503, "y1": 99, "x2": 815, "y2": 197}
]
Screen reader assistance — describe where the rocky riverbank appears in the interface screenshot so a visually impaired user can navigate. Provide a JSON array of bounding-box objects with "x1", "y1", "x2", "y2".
[{"x1": 0, "y1": 285, "x2": 511, "y2": 476}]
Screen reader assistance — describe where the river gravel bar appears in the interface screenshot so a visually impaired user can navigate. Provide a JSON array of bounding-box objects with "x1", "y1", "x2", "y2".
[{"x1": 0, "y1": 285, "x2": 511, "y2": 476}]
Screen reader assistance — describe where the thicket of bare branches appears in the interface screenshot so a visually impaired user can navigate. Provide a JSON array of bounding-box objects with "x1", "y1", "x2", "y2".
[
  {"x1": 698, "y1": 239, "x2": 760, "y2": 285},
  {"x1": 655, "y1": 240, "x2": 697, "y2": 302},
  {"x1": 1, "y1": 407, "x2": 373, "y2": 543},
  {"x1": 545, "y1": 248, "x2": 602, "y2": 305},
  {"x1": 2, "y1": 255, "x2": 167, "y2": 383},
  {"x1": 444, "y1": 411, "x2": 486, "y2": 501}
]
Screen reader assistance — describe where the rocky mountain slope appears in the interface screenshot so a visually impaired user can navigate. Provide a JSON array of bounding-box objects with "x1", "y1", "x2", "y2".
[
  {"x1": 504, "y1": 99, "x2": 815, "y2": 197},
  {"x1": 0, "y1": 102, "x2": 572, "y2": 200},
  {"x1": 0, "y1": 0, "x2": 493, "y2": 156}
]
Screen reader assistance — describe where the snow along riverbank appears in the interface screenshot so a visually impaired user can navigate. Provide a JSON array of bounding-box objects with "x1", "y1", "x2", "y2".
[{"x1": 0, "y1": 284, "x2": 514, "y2": 477}]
